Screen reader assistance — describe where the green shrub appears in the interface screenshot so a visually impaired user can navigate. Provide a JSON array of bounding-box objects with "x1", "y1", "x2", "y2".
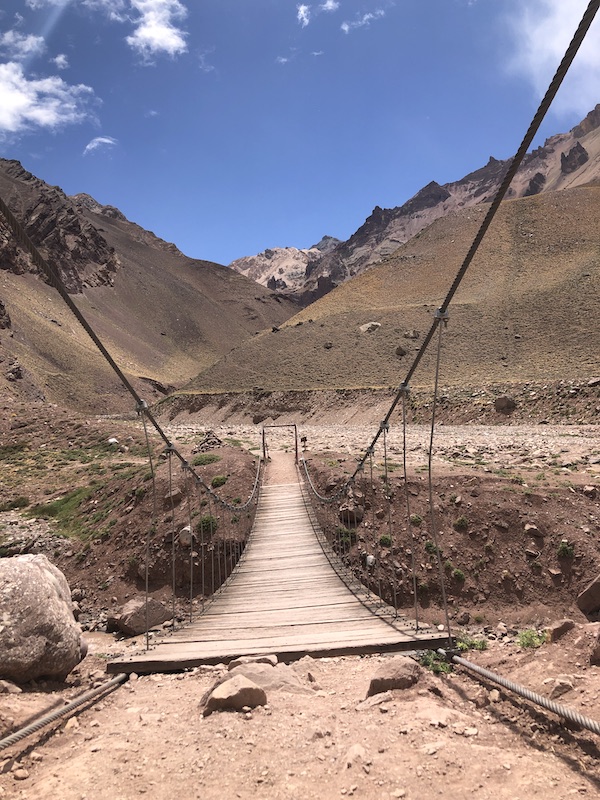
[
  {"x1": 557, "y1": 541, "x2": 574, "y2": 558},
  {"x1": 425, "y1": 540, "x2": 440, "y2": 556},
  {"x1": 456, "y1": 635, "x2": 488, "y2": 652},
  {"x1": 379, "y1": 534, "x2": 392, "y2": 547},
  {"x1": 211, "y1": 475, "x2": 228, "y2": 488},
  {"x1": 409, "y1": 514, "x2": 423, "y2": 526},
  {"x1": 195, "y1": 514, "x2": 218, "y2": 535},
  {"x1": 453, "y1": 516, "x2": 469, "y2": 532},
  {"x1": 517, "y1": 629, "x2": 547, "y2": 649},
  {"x1": 452, "y1": 568, "x2": 465, "y2": 582},
  {"x1": 419, "y1": 651, "x2": 452, "y2": 675},
  {"x1": 192, "y1": 453, "x2": 221, "y2": 467}
]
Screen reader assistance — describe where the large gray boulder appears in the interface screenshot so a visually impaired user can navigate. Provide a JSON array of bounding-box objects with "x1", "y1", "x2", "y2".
[
  {"x1": 0, "y1": 554, "x2": 84, "y2": 682},
  {"x1": 109, "y1": 595, "x2": 173, "y2": 636}
]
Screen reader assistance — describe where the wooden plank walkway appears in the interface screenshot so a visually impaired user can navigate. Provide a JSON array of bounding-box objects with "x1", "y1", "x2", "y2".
[{"x1": 109, "y1": 454, "x2": 447, "y2": 674}]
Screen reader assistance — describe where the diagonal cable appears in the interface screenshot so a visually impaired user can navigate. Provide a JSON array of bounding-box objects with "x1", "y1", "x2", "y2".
[{"x1": 350, "y1": 0, "x2": 600, "y2": 482}]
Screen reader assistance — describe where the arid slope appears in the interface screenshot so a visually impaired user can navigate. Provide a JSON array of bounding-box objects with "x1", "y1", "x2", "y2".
[
  {"x1": 183, "y1": 186, "x2": 599, "y2": 394},
  {"x1": 0, "y1": 160, "x2": 297, "y2": 411}
]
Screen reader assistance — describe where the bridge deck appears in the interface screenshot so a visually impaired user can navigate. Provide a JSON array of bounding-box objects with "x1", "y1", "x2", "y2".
[{"x1": 109, "y1": 456, "x2": 447, "y2": 674}]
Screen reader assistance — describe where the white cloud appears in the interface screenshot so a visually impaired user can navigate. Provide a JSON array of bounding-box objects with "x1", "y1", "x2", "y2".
[
  {"x1": 276, "y1": 56, "x2": 289, "y2": 65},
  {"x1": 341, "y1": 9, "x2": 385, "y2": 34},
  {"x1": 311, "y1": 50, "x2": 324, "y2": 57},
  {"x1": 320, "y1": 1, "x2": 339, "y2": 11},
  {"x1": 52, "y1": 53, "x2": 69, "y2": 69},
  {"x1": 0, "y1": 61, "x2": 94, "y2": 136},
  {"x1": 506, "y1": 0, "x2": 600, "y2": 118},
  {"x1": 297, "y1": 4, "x2": 311, "y2": 28},
  {"x1": 82, "y1": 135, "x2": 117, "y2": 155},
  {"x1": 26, "y1": 0, "x2": 189, "y2": 58},
  {"x1": 0, "y1": 31, "x2": 46, "y2": 61},
  {"x1": 125, "y1": 0, "x2": 188, "y2": 58}
]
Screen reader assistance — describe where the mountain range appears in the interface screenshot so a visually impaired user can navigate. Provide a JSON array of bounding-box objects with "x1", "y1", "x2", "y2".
[
  {"x1": 229, "y1": 104, "x2": 600, "y2": 304},
  {"x1": 0, "y1": 104, "x2": 599, "y2": 412}
]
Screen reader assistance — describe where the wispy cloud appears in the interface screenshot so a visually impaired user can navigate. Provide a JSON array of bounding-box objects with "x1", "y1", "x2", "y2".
[
  {"x1": 82, "y1": 135, "x2": 118, "y2": 155},
  {"x1": 506, "y1": 0, "x2": 600, "y2": 117},
  {"x1": 311, "y1": 50, "x2": 324, "y2": 57},
  {"x1": 297, "y1": 4, "x2": 311, "y2": 28},
  {"x1": 320, "y1": 1, "x2": 339, "y2": 11},
  {"x1": 0, "y1": 31, "x2": 45, "y2": 61},
  {"x1": 198, "y1": 49, "x2": 215, "y2": 73},
  {"x1": 51, "y1": 53, "x2": 69, "y2": 69},
  {"x1": 0, "y1": 61, "x2": 94, "y2": 137},
  {"x1": 341, "y1": 9, "x2": 385, "y2": 34},
  {"x1": 276, "y1": 55, "x2": 289, "y2": 65}
]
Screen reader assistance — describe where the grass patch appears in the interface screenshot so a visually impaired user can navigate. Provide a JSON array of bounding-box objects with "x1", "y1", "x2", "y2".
[
  {"x1": 517, "y1": 629, "x2": 547, "y2": 649},
  {"x1": 379, "y1": 534, "x2": 392, "y2": 547},
  {"x1": 192, "y1": 453, "x2": 221, "y2": 467},
  {"x1": 211, "y1": 475, "x2": 228, "y2": 489},
  {"x1": 456, "y1": 635, "x2": 487, "y2": 652},
  {"x1": 28, "y1": 487, "x2": 94, "y2": 538},
  {"x1": 0, "y1": 496, "x2": 30, "y2": 512}
]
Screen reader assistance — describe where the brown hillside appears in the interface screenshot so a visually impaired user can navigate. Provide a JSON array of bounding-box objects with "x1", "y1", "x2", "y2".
[
  {"x1": 0, "y1": 161, "x2": 297, "y2": 412},
  {"x1": 183, "y1": 186, "x2": 600, "y2": 394}
]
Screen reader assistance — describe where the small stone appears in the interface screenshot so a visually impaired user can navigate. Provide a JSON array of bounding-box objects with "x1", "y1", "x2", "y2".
[
  {"x1": 344, "y1": 744, "x2": 366, "y2": 769},
  {"x1": 12, "y1": 769, "x2": 29, "y2": 781},
  {"x1": 489, "y1": 689, "x2": 500, "y2": 703},
  {"x1": 463, "y1": 726, "x2": 478, "y2": 737}
]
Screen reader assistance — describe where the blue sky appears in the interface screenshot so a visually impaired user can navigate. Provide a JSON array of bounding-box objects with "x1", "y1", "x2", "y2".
[{"x1": 0, "y1": 1, "x2": 599, "y2": 266}]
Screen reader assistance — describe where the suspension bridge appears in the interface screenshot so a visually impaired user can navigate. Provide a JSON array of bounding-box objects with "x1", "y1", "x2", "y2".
[
  {"x1": 1, "y1": 1, "x2": 600, "y2": 747},
  {"x1": 108, "y1": 449, "x2": 447, "y2": 674}
]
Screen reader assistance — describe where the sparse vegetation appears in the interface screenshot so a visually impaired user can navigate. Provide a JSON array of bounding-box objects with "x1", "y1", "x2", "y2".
[
  {"x1": 379, "y1": 534, "x2": 392, "y2": 547},
  {"x1": 192, "y1": 453, "x2": 221, "y2": 467},
  {"x1": 517, "y1": 629, "x2": 547, "y2": 649},
  {"x1": 0, "y1": 496, "x2": 29, "y2": 512},
  {"x1": 453, "y1": 516, "x2": 469, "y2": 532},
  {"x1": 211, "y1": 475, "x2": 228, "y2": 488},
  {"x1": 456, "y1": 635, "x2": 487, "y2": 652},
  {"x1": 557, "y1": 540, "x2": 574, "y2": 558},
  {"x1": 419, "y1": 651, "x2": 452, "y2": 674},
  {"x1": 409, "y1": 514, "x2": 422, "y2": 526},
  {"x1": 195, "y1": 514, "x2": 219, "y2": 535}
]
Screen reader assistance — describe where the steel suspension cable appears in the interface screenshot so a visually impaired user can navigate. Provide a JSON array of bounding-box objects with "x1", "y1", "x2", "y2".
[
  {"x1": 402, "y1": 390, "x2": 420, "y2": 630},
  {"x1": 350, "y1": 0, "x2": 600, "y2": 483},
  {"x1": 427, "y1": 318, "x2": 452, "y2": 642},
  {"x1": 140, "y1": 410, "x2": 158, "y2": 651}
]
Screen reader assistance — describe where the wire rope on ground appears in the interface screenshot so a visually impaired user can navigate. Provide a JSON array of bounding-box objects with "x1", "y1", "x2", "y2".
[
  {"x1": 447, "y1": 652, "x2": 600, "y2": 737},
  {"x1": 0, "y1": 674, "x2": 128, "y2": 752}
]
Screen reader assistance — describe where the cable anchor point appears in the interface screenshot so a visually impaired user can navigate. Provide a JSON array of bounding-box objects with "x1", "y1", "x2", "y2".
[
  {"x1": 379, "y1": 420, "x2": 390, "y2": 432},
  {"x1": 434, "y1": 308, "x2": 449, "y2": 327},
  {"x1": 136, "y1": 399, "x2": 148, "y2": 414}
]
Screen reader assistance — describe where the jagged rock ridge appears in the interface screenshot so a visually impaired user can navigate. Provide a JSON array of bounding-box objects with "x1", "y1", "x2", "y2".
[{"x1": 231, "y1": 104, "x2": 600, "y2": 303}]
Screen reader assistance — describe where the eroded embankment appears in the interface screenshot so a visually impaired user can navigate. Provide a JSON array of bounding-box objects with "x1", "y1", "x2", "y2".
[{"x1": 157, "y1": 379, "x2": 600, "y2": 426}]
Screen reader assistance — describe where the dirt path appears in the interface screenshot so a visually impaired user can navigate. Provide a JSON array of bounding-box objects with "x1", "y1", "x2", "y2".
[{"x1": 2, "y1": 630, "x2": 599, "y2": 800}]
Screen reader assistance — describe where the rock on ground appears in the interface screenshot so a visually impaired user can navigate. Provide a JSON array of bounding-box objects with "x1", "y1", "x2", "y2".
[{"x1": 0, "y1": 554, "x2": 84, "y2": 683}]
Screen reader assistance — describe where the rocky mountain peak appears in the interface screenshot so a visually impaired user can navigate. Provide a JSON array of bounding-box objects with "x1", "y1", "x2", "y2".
[
  {"x1": 71, "y1": 193, "x2": 127, "y2": 222},
  {"x1": 572, "y1": 103, "x2": 600, "y2": 138}
]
